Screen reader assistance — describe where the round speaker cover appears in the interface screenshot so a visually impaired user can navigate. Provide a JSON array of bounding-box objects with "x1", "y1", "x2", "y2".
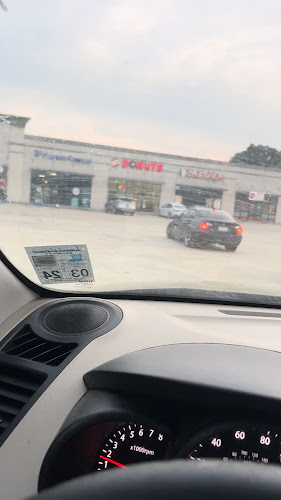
[{"x1": 44, "y1": 303, "x2": 109, "y2": 335}]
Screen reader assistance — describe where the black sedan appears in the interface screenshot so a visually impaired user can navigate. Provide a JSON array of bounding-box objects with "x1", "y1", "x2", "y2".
[{"x1": 167, "y1": 207, "x2": 243, "y2": 251}]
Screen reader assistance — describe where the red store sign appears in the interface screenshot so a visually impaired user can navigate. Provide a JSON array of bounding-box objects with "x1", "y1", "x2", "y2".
[
  {"x1": 180, "y1": 167, "x2": 224, "y2": 182},
  {"x1": 111, "y1": 158, "x2": 163, "y2": 173}
]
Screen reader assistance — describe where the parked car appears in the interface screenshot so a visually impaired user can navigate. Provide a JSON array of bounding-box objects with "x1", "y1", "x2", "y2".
[
  {"x1": 167, "y1": 206, "x2": 243, "y2": 251},
  {"x1": 105, "y1": 196, "x2": 136, "y2": 215},
  {"x1": 158, "y1": 202, "x2": 186, "y2": 218}
]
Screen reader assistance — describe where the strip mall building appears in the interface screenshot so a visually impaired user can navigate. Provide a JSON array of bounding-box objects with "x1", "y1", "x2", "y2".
[{"x1": 1, "y1": 113, "x2": 281, "y2": 222}]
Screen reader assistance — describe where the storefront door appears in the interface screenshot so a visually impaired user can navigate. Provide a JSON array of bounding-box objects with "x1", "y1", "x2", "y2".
[{"x1": 108, "y1": 179, "x2": 162, "y2": 213}]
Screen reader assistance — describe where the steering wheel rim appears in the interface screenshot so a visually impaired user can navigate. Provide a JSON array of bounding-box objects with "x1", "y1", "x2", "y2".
[{"x1": 29, "y1": 460, "x2": 281, "y2": 500}]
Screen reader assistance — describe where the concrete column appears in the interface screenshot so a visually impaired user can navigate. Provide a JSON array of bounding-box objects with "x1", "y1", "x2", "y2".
[
  {"x1": 221, "y1": 179, "x2": 236, "y2": 215},
  {"x1": 159, "y1": 178, "x2": 175, "y2": 207},
  {"x1": 5, "y1": 115, "x2": 30, "y2": 203},
  {"x1": 90, "y1": 169, "x2": 108, "y2": 210}
]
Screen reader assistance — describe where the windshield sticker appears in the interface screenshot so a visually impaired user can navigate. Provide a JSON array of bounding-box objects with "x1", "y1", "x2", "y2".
[{"x1": 25, "y1": 245, "x2": 94, "y2": 285}]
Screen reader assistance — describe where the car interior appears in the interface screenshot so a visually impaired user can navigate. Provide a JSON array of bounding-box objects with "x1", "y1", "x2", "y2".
[
  {"x1": 1, "y1": 252, "x2": 281, "y2": 500},
  {"x1": 2, "y1": 1, "x2": 281, "y2": 499}
]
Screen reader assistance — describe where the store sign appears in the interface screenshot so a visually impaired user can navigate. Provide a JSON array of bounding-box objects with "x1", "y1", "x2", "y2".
[
  {"x1": 179, "y1": 167, "x2": 224, "y2": 181},
  {"x1": 111, "y1": 158, "x2": 163, "y2": 173},
  {"x1": 34, "y1": 150, "x2": 92, "y2": 164},
  {"x1": 249, "y1": 192, "x2": 269, "y2": 201}
]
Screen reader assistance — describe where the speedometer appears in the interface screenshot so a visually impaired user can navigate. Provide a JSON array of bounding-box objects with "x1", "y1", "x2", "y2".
[
  {"x1": 184, "y1": 424, "x2": 281, "y2": 464},
  {"x1": 96, "y1": 422, "x2": 168, "y2": 471}
]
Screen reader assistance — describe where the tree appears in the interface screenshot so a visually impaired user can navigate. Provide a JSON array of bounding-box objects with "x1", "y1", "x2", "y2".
[{"x1": 230, "y1": 144, "x2": 281, "y2": 169}]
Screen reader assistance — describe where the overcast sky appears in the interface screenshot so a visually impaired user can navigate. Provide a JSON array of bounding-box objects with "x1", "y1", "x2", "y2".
[{"x1": 1, "y1": 0, "x2": 281, "y2": 160}]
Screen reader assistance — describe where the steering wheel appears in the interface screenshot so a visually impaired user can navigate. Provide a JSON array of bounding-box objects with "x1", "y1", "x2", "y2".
[{"x1": 28, "y1": 460, "x2": 281, "y2": 500}]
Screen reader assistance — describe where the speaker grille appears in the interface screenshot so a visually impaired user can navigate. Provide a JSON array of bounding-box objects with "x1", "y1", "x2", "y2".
[{"x1": 44, "y1": 303, "x2": 109, "y2": 335}]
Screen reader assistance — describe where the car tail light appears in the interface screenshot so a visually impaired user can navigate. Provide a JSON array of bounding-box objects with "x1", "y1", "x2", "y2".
[
  {"x1": 235, "y1": 225, "x2": 243, "y2": 233},
  {"x1": 199, "y1": 222, "x2": 210, "y2": 230}
]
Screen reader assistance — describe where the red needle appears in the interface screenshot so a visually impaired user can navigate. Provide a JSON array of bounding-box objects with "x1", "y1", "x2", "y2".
[{"x1": 100, "y1": 455, "x2": 127, "y2": 468}]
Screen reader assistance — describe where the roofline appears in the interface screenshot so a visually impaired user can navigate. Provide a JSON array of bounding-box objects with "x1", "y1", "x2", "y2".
[
  {"x1": 24, "y1": 133, "x2": 281, "y2": 174},
  {"x1": 25, "y1": 134, "x2": 229, "y2": 166}
]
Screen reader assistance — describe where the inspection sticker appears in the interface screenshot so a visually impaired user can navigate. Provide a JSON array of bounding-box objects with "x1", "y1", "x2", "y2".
[{"x1": 25, "y1": 245, "x2": 94, "y2": 284}]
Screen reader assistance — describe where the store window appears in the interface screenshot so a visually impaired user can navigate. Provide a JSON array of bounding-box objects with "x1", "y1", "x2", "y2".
[
  {"x1": 30, "y1": 170, "x2": 92, "y2": 208},
  {"x1": 175, "y1": 185, "x2": 222, "y2": 209},
  {"x1": 108, "y1": 179, "x2": 162, "y2": 212},
  {"x1": 234, "y1": 192, "x2": 277, "y2": 222},
  {"x1": 0, "y1": 165, "x2": 7, "y2": 201}
]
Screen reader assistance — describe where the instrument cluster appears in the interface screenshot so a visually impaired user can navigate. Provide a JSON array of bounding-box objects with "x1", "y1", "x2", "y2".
[{"x1": 39, "y1": 417, "x2": 281, "y2": 489}]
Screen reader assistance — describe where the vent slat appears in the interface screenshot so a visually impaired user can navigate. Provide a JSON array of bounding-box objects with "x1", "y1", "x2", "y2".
[
  {"x1": 5, "y1": 338, "x2": 43, "y2": 355},
  {"x1": 0, "y1": 387, "x2": 29, "y2": 404},
  {"x1": 44, "y1": 348, "x2": 75, "y2": 365},
  {"x1": 0, "y1": 364, "x2": 46, "y2": 440},
  {"x1": 29, "y1": 344, "x2": 62, "y2": 359},
  {"x1": 0, "y1": 396, "x2": 24, "y2": 416},
  {"x1": 1, "y1": 326, "x2": 77, "y2": 367},
  {"x1": 0, "y1": 372, "x2": 43, "y2": 392},
  {"x1": 0, "y1": 419, "x2": 10, "y2": 430}
]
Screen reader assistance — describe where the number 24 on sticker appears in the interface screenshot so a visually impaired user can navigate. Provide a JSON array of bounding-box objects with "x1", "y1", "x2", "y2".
[{"x1": 43, "y1": 269, "x2": 89, "y2": 279}]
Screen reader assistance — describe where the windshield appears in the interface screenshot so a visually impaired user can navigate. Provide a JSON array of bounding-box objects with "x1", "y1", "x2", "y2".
[{"x1": 0, "y1": 0, "x2": 281, "y2": 299}]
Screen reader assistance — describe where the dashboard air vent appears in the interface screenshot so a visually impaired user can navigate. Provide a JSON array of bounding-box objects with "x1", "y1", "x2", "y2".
[
  {"x1": 1, "y1": 326, "x2": 78, "y2": 366},
  {"x1": 0, "y1": 364, "x2": 46, "y2": 438}
]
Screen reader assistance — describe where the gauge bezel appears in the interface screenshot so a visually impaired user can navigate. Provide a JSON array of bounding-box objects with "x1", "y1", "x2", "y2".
[
  {"x1": 176, "y1": 420, "x2": 281, "y2": 462},
  {"x1": 39, "y1": 401, "x2": 172, "y2": 491},
  {"x1": 95, "y1": 420, "x2": 170, "y2": 471}
]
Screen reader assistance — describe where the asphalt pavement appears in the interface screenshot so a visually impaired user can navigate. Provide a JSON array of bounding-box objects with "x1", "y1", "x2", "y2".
[{"x1": 0, "y1": 204, "x2": 280, "y2": 297}]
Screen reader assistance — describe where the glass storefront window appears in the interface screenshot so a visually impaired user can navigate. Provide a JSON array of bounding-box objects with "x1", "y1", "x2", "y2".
[
  {"x1": 175, "y1": 185, "x2": 223, "y2": 209},
  {"x1": 30, "y1": 170, "x2": 92, "y2": 208},
  {"x1": 234, "y1": 192, "x2": 277, "y2": 222},
  {"x1": 0, "y1": 165, "x2": 7, "y2": 201},
  {"x1": 108, "y1": 179, "x2": 162, "y2": 212}
]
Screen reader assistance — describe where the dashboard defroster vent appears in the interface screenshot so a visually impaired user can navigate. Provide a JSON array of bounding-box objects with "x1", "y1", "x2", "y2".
[
  {"x1": 0, "y1": 364, "x2": 46, "y2": 438},
  {"x1": 1, "y1": 326, "x2": 78, "y2": 366}
]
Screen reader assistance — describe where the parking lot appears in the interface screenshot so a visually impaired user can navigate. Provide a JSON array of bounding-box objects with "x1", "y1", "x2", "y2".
[{"x1": 0, "y1": 204, "x2": 281, "y2": 296}]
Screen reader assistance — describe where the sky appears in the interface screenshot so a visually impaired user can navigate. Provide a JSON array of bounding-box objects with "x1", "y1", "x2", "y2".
[{"x1": 1, "y1": 0, "x2": 281, "y2": 160}]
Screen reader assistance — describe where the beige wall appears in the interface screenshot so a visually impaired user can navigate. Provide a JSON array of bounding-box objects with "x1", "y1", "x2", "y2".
[{"x1": 4, "y1": 114, "x2": 281, "y2": 220}]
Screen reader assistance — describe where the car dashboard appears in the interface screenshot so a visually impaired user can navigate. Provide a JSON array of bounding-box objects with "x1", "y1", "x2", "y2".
[{"x1": 1, "y1": 286, "x2": 281, "y2": 500}]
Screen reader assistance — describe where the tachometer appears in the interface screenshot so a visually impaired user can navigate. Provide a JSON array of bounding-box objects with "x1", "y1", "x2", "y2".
[
  {"x1": 96, "y1": 422, "x2": 168, "y2": 470},
  {"x1": 184, "y1": 424, "x2": 281, "y2": 464}
]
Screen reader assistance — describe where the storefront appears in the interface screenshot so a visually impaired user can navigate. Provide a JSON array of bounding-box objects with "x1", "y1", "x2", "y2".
[
  {"x1": 108, "y1": 178, "x2": 162, "y2": 213},
  {"x1": 30, "y1": 170, "x2": 92, "y2": 208},
  {"x1": 234, "y1": 192, "x2": 278, "y2": 222},
  {"x1": 0, "y1": 165, "x2": 7, "y2": 201},
  {"x1": 3, "y1": 112, "x2": 281, "y2": 223},
  {"x1": 175, "y1": 184, "x2": 223, "y2": 209}
]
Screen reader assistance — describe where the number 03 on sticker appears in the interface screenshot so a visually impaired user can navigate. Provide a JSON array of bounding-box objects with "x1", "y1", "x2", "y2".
[{"x1": 25, "y1": 245, "x2": 94, "y2": 285}]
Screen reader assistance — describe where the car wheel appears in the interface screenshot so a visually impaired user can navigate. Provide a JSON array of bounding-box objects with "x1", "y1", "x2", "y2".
[
  {"x1": 130, "y1": 212, "x2": 135, "y2": 216},
  {"x1": 167, "y1": 227, "x2": 173, "y2": 239},
  {"x1": 184, "y1": 232, "x2": 194, "y2": 247},
  {"x1": 225, "y1": 244, "x2": 238, "y2": 251}
]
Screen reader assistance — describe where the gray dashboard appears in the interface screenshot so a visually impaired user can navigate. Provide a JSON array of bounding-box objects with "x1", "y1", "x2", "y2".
[{"x1": 0, "y1": 289, "x2": 281, "y2": 499}]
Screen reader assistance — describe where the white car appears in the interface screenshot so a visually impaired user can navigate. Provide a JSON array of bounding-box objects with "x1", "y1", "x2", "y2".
[{"x1": 158, "y1": 202, "x2": 186, "y2": 218}]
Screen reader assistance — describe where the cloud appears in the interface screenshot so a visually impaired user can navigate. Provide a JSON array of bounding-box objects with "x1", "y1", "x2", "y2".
[{"x1": 1, "y1": 0, "x2": 281, "y2": 159}]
